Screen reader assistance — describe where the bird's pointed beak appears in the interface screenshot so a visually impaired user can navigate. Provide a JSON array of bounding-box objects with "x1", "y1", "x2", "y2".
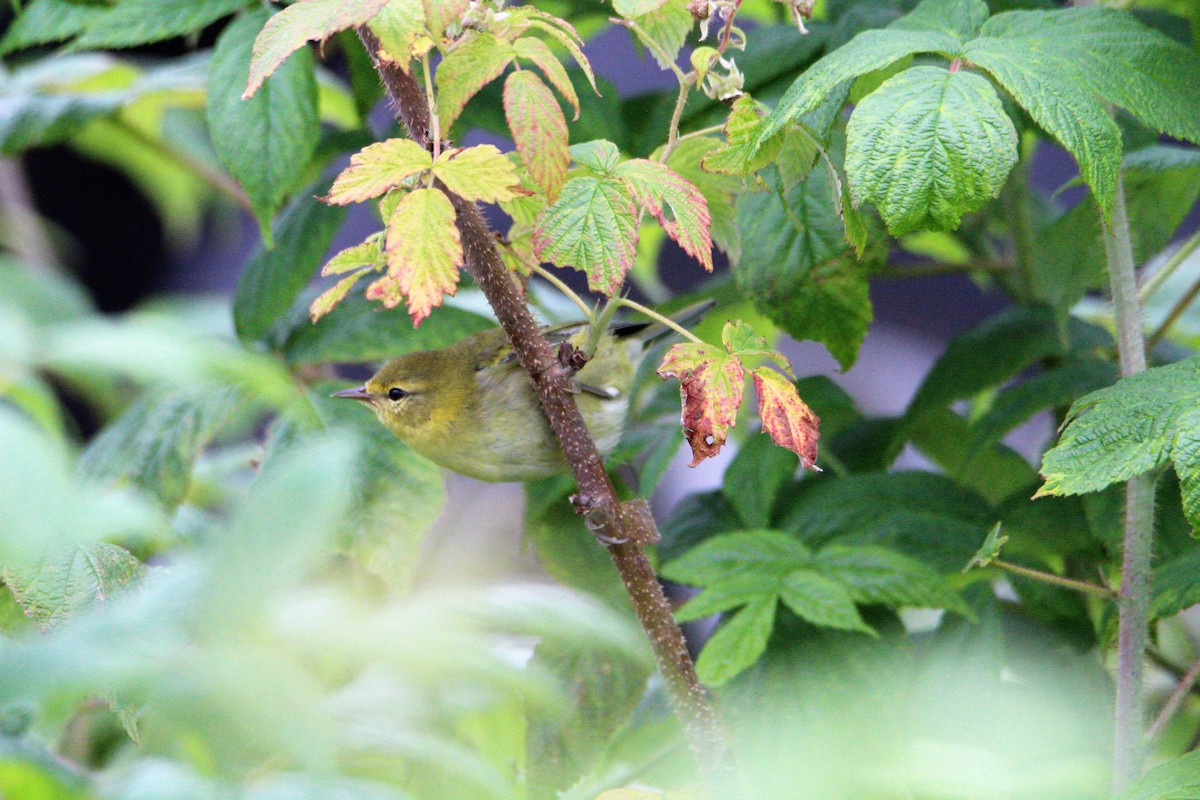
[{"x1": 331, "y1": 385, "x2": 373, "y2": 402}]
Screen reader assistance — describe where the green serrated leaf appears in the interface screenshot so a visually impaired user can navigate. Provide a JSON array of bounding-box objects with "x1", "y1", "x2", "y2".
[
  {"x1": 321, "y1": 234, "x2": 385, "y2": 277},
  {"x1": 3, "y1": 542, "x2": 145, "y2": 630},
  {"x1": 526, "y1": 639, "x2": 650, "y2": 798},
  {"x1": 779, "y1": 569, "x2": 873, "y2": 634},
  {"x1": 0, "y1": 0, "x2": 106, "y2": 54},
  {"x1": 846, "y1": 66, "x2": 1018, "y2": 235},
  {"x1": 695, "y1": 595, "x2": 776, "y2": 686},
  {"x1": 759, "y1": 28, "x2": 961, "y2": 145},
  {"x1": 0, "y1": 52, "x2": 151, "y2": 155},
  {"x1": 79, "y1": 387, "x2": 243, "y2": 511},
  {"x1": 908, "y1": 406, "x2": 1039, "y2": 505},
  {"x1": 967, "y1": 356, "x2": 1118, "y2": 453},
  {"x1": 635, "y1": 0, "x2": 692, "y2": 71},
  {"x1": 1149, "y1": 546, "x2": 1200, "y2": 621},
  {"x1": 723, "y1": 433, "x2": 799, "y2": 529},
  {"x1": 1117, "y1": 747, "x2": 1200, "y2": 800},
  {"x1": 1039, "y1": 357, "x2": 1200, "y2": 529},
  {"x1": 982, "y1": 8, "x2": 1200, "y2": 149},
  {"x1": 422, "y1": 0, "x2": 467, "y2": 39},
  {"x1": 504, "y1": 70, "x2": 568, "y2": 201},
  {"x1": 701, "y1": 95, "x2": 782, "y2": 177},
  {"x1": 436, "y1": 31, "x2": 515, "y2": 132},
  {"x1": 306, "y1": 387, "x2": 444, "y2": 590},
  {"x1": 208, "y1": 8, "x2": 320, "y2": 238},
  {"x1": 905, "y1": 306, "x2": 1094, "y2": 422},
  {"x1": 244, "y1": 0, "x2": 388, "y2": 98},
  {"x1": 661, "y1": 529, "x2": 812, "y2": 586},
  {"x1": 234, "y1": 178, "x2": 346, "y2": 342},
  {"x1": 569, "y1": 139, "x2": 621, "y2": 174},
  {"x1": 963, "y1": 36, "x2": 1122, "y2": 221},
  {"x1": 734, "y1": 165, "x2": 882, "y2": 371},
  {"x1": 72, "y1": 0, "x2": 249, "y2": 50},
  {"x1": 889, "y1": 0, "x2": 988, "y2": 41},
  {"x1": 612, "y1": 0, "x2": 668, "y2": 18},
  {"x1": 657, "y1": 489, "x2": 742, "y2": 563},
  {"x1": 818, "y1": 544, "x2": 968, "y2": 613},
  {"x1": 533, "y1": 176, "x2": 639, "y2": 294},
  {"x1": 309, "y1": 271, "x2": 367, "y2": 323},
  {"x1": 674, "y1": 574, "x2": 774, "y2": 623},
  {"x1": 777, "y1": 471, "x2": 994, "y2": 572}
]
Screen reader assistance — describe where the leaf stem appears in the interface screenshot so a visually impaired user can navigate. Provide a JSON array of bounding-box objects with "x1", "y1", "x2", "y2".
[
  {"x1": 1147, "y1": 265, "x2": 1200, "y2": 350},
  {"x1": 1138, "y1": 227, "x2": 1200, "y2": 304},
  {"x1": 992, "y1": 559, "x2": 1116, "y2": 599},
  {"x1": 421, "y1": 53, "x2": 441, "y2": 160},
  {"x1": 661, "y1": 72, "x2": 696, "y2": 164},
  {"x1": 675, "y1": 124, "x2": 725, "y2": 145},
  {"x1": 108, "y1": 117, "x2": 253, "y2": 214},
  {"x1": 618, "y1": 297, "x2": 706, "y2": 345},
  {"x1": 1146, "y1": 651, "x2": 1200, "y2": 744},
  {"x1": 1102, "y1": 169, "x2": 1156, "y2": 794},
  {"x1": 531, "y1": 263, "x2": 594, "y2": 319},
  {"x1": 1000, "y1": 139, "x2": 1036, "y2": 301}
]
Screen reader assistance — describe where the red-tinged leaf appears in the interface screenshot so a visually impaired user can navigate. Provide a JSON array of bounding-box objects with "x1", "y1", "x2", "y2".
[
  {"x1": 615, "y1": 159, "x2": 713, "y2": 270},
  {"x1": 422, "y1": 0, "x2": 468, "y2": 39},
  {"x1": 326, "y1": 138, "x2": 431, "y2": 205},
  {"x1": 753, "y1": 368, "x2": 820, "y2": 470},
  {"x1": 435, "y1": 32, "x2": 515, "y2": 131},
  {"x1": 504, "y1": 70, "x2": 569, "y2": 201},
  {"x1": 701, "y1": 95, "x2": 783, "y2": 176},
  {"x1": 513, "y1": 36, "x2": 579, "y2": 118},
  {"x1": 385, "y1": 187, "x2": 462, "y2": 324},
  {"x1": 722, "y1": 319, "x2": 794, "y2": 377},
  {"x1": 533, "y1": 176, "x2": 639, "y2": 295},
  {"x1": 432, "y1": 144, "x2": 525, "y2": 203},
  {"x1": 526, "y1": 17, "x2": 598, "y2": 95},
  {"x1": 365, "y1": 272, "x2": 404, "y2": 308},
  {"x1": 310, "y1": 270, "x2": 368, "y2": 322},
  {"x1": 368, "y1": 0, "x2": 426, "y2": 67},
  {"x1": 245, "y1": 0, "x2": 389, "y2": 99},
  {"x1": 657, "y1": 342, "x2": 745, "y2": 467},
  {"x1": 321, "y1": 234, "x2": 385, "y2": 276}
]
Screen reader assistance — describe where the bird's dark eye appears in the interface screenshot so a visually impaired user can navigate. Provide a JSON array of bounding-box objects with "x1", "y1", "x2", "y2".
[{"x1": 388, "y1": 387, "x2": 407, "y2": 401}]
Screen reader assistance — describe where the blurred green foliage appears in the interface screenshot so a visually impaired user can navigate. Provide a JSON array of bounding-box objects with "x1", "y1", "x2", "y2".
[{"x1": 1, "y1": 0, "x2": 1200, "y2": 798}]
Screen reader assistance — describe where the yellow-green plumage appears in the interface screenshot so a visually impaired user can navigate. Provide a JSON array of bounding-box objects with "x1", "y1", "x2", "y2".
[{"x1": 337, "y1": 320, "x2": 645, "y2": 482}]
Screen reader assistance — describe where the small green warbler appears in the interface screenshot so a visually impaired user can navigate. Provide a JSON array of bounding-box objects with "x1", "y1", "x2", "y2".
[{"x1": 333, "y1": 305, "x2": 708, "y2": 482}]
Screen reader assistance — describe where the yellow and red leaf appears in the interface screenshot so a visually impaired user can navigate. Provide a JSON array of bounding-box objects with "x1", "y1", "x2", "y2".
[
  {"x1": 384, "y1": 187, "x2": 463, "y2": 324},
  {"x1": 753, "y1": 368, "x2": 820, "y2": 470},
  {"x1": 657, "y1": 342, "x2": 745, "y2": 466}
]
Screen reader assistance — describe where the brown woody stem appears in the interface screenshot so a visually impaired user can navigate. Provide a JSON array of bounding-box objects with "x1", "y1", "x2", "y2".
[{"x1": 356, "y1": 27, "x2": 733, "y2": 787}]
